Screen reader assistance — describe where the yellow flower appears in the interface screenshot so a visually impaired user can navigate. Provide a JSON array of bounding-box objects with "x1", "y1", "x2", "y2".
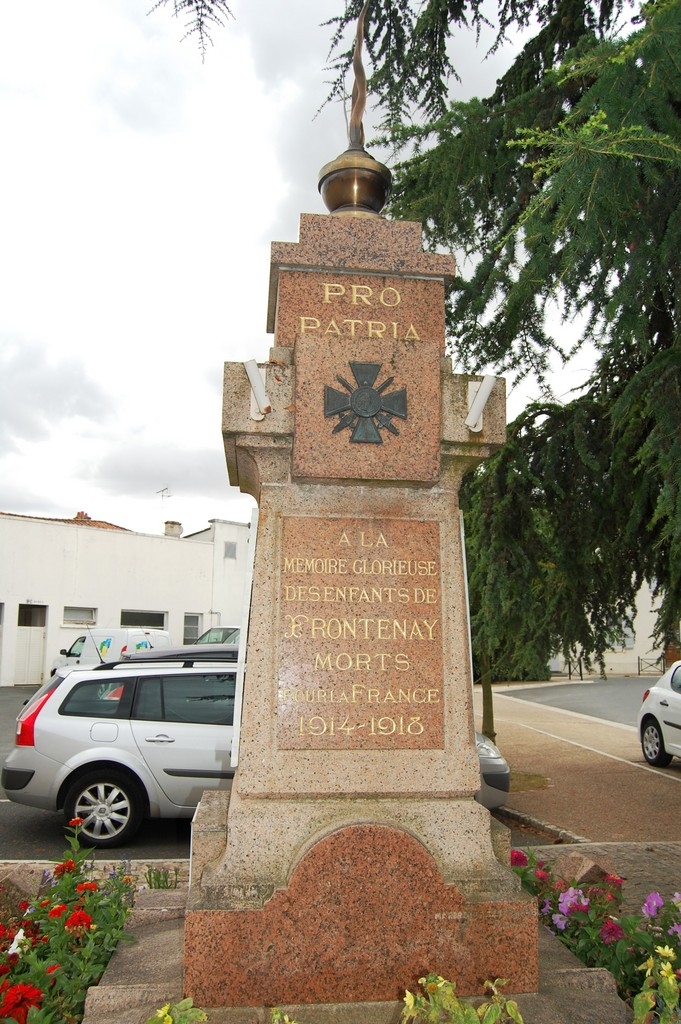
[
  {"x1": 659, "y1": 961, "x2": 676, "y2": 980},
  {"x1": 155, "y1": 1006, "x2": 171, "y2": 1021},
  {"x1": 638, "y1": 956, "x2": 655, "y2": 976},
  {"x1": 655, "y1": 945, "x2": 676, "y2": 961}
]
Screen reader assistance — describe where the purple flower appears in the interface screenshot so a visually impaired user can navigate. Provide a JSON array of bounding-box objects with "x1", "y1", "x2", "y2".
[
  {"x1": 672, "y1": 893, "x2": 681, "y2": 909},
  {"x1": 668, "y1": 923, "x2": 681, "y2": 938},
  {"x1": 552, "y1": 913, "x2": 568, "y2": 931},
  {"x1": 540, "y1": 899, "x2": 552, "y2": 915},
  {"x1": 558, "y1": 887, "x2": 589, "y2": 915},
  {"x1": 642, "y1": 892, "x2": 665, "y2": 918}
]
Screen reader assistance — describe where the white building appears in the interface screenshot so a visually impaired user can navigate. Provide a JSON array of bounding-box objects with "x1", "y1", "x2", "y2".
[
  {"x1": 549, "y1": 581, "x2": 666, "y2": 678},
  {"x1": 0, "y1": 511, "x2": 251, "y2": 687}
]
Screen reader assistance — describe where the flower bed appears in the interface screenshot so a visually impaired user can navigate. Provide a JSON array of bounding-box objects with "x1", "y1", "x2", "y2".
[
  {"x1": 0, "y1": 820, "x2": 133, "y2": 1024},
  {"x1": 511, "y1": 848, "x2": 681, "y2": 1022}
]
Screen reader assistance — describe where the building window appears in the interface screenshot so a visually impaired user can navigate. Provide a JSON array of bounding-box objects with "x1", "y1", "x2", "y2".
[
  {"x1": 120, "y1": 610, "x2": 166, "y2": 629},
  {"x1": 184, "y1": 614, "x2": 201, "y2": 644},
  {"x1": 224, "y1": 541, "x2": 237, "y2": 560},
  {"x1": 17, "y1": 604, "x2": 46, "y2": 627},
  {"x1": 63, "y1": 606, "x2": 97, "y2": 626},
  {"x1": 622, "y1": 625, "x2": 635, "y2": 650}
]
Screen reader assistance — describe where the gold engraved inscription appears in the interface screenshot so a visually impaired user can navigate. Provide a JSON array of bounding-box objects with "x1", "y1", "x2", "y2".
[
  {"x1": 299, "y1": 283, "x2": 421, "y2": 341},
  {"x1": 278, "y1": 517, "x2": 445, "y2": 750}
]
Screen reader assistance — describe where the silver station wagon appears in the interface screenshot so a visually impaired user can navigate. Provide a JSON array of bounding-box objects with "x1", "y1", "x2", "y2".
[
  {"x1": 2, "y1": 659, "x2": 237, "y2": 847},
  {"x1": 2, "y1": 653, "x2": 508, "y2": 847}
]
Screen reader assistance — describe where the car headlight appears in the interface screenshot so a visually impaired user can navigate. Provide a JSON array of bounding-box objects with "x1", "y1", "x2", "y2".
[{"x1": 476, "y1": 735, "x2": 502, "y2": 758}]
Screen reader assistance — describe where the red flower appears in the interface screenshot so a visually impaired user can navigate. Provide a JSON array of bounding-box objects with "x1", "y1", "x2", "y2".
[
  {"x1": 64, "y1": 909, "x2": 93, "y2": 931},
  {"x1": 510, "y1": 850, "x2": 528, "y2": 867},
  {"x1": 600, "y1": 919, "x2": 624, "y2": 945},
  {"x1": 48, "y1": 904, "x2": 68, "y2": 918},
  {"x1": 76, "y1": 882, "x2": 98, "y2": 892},
  {"x1": 17, "y1": 902, "x2": 29, "y2": 913},
  {"x1": 0, "y1": 981, "x2": 43, "y2": 1024},
  {"x1": 46, "y1": 965, "x2": 60, "y2": 974},
  {"x1": 53, "y1": 859, "x2": 77, "y2": 877},
  {"x1": 69, "y1": 817, "x2": 84, "y2": 827},
  {"x1": 534, "y1": 869, "x2": 550, "y2": 883}
]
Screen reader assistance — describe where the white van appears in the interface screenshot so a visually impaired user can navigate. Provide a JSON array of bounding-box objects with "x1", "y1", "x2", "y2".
[{"x1": 50, "y1": 629, "x2": 172, "y2": 676}]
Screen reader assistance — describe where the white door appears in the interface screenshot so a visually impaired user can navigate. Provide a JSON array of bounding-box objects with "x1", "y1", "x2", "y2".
[{"x1": 15, "y1": 624, "x2": 46, "y2": 685}]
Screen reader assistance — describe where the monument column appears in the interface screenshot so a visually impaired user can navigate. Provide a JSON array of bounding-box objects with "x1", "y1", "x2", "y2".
[{"x1": 185, "y1": 20, "x2": 537, "y2": 1008}]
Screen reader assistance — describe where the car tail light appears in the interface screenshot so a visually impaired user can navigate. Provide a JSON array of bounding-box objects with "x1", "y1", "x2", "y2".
[
  {"x1": 641, "y1": 688, "x2": 651, "y2": 704},
  {"x1": 15, "y1": 690, "x2": 55, "y2": 747}
]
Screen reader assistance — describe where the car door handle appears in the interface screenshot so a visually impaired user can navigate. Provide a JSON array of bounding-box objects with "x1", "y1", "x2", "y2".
[
  {"x1": 660, "y1": 700, "x2": 669, "y2": 706},
  {"x1": 145, "y1": 734, "x2": 176, "y2": 743}
]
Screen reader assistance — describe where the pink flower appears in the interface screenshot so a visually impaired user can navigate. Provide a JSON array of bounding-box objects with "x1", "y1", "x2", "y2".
[
  {"x1": 534, "y1": 869, "x2": 550, "y2": 883},
  {"x1": 510, "y1": 850, "x2": 528, "y2": 867}
]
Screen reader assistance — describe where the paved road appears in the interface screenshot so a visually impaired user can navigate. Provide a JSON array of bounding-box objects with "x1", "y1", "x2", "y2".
[{"x1": 495, "y1": 675, "x2": 654, "y2": 726}]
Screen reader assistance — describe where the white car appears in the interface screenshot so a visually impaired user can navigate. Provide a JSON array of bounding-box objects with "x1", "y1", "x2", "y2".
[
  {"x1": 2, "y1": 656, "x2": 509, "y2": 848},
  {"x1": 637, "y1": 660, "x2": 681, "y2": 766}
]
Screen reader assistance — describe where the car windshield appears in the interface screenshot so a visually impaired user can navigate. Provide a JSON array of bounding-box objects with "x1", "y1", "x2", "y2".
[{"x1": 196, "y1": 627, "x2": 240, "y2": 644}]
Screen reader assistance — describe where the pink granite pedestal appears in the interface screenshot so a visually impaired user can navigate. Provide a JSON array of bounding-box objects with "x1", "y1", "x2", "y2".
[{"x1": 184, "y1": 823, "x2": 537, "y2": 1007}]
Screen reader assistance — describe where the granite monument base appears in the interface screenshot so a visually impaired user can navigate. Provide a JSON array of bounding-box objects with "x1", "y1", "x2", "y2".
[{"x1": 184, "y1": 794, "x2": 538, "y2": 1008}]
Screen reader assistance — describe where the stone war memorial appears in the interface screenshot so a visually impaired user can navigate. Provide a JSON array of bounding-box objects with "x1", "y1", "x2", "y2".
[{"x1": 184, "y1": 7, "x2": 538, "y2": 1015}]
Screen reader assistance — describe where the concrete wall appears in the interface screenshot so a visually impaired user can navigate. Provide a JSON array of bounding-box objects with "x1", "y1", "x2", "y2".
[{"x1": 0, "y1": 516, "x2": 250, "y2": 687}]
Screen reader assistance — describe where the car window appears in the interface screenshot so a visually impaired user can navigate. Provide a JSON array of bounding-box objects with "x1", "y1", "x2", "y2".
[
  {"x1": 671, "y1": 667, "x2": 681, "y2": 694},
  {"x1": 59, "y1": 678, "x2": 133, "y2": 718},
  {"x1": 133, "y1": 673, "x2": 236, "y2": 726},
  {"x1": 68, "y1": 637, "x2": 86, "y2": 657}
]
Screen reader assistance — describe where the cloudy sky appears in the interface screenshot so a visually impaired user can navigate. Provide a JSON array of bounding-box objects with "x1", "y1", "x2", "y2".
[{"x1": 0, "y1": 1, "x2": 592, "y2": 537}]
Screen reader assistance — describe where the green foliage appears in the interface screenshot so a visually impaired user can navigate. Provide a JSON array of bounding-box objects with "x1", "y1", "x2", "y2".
[
  {"x1": 144, "y1": 998, "x2": 208, "y2": 1024},
  {"x1": 462, "y1": 395, "x2": 643, "y2": 678},
  {"x1": 271, "y1": 979, "x2": 525, "y2": 1024},
  {"x1": 143, "y1": 865, "x2": 180, "y2": 890},
  {"x1": 342, "y1": 0, "x2": 681, "y2": 664},
  {"x1": 401, "y1": 974, "x2": 524, "y2": 1024}
]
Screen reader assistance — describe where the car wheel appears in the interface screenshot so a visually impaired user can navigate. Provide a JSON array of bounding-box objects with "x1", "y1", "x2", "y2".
[
  {"x1": 641, "y1": 718, "x2": 673, "y2": 767},
  {"x1": 64, "y1": 770, "x2": 146, "y2": 847}
]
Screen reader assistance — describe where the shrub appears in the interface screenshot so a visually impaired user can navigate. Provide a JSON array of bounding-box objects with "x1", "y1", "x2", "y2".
[{"x1": 0, "y1": 819, "x2": 134, "y2": 1024}]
